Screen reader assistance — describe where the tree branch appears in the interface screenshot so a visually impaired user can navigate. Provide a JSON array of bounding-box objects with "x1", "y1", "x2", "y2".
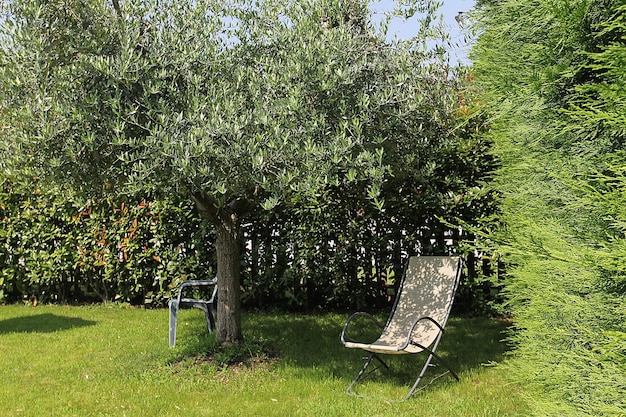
[
  {"x1": 228, "y1": 186, "x2": 261, "y2": 217},
  {"x1": 111, "y1": 0, "x2": 123, "y2": 21},
  {"x1": 191, "y1": 192, "x2": 219, "y2": 222}
]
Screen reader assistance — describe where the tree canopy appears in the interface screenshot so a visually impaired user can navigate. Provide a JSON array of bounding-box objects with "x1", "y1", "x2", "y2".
[{"x1": 1, "y1": 0, "x2": 469, "y2": 344}]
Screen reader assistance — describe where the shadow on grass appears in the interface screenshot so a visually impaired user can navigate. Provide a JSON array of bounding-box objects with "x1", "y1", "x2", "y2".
[
  {"x1": 0, "y1": 313, "x2": 97, "y2": 334},
  {"x1": 174, "y1": 311, "x2": 513, "y2": 396},
  {"x1": 243, "y1": 314, "x2": 512, "y2": 383}
]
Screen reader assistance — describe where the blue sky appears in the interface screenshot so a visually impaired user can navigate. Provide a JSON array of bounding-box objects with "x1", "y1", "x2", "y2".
[
  {"x1": 438, "y1": 0, "x2": 476, "y2": 64},
  {"x1": 370, "y1": 0, "x2": 477, "y2": 65}
]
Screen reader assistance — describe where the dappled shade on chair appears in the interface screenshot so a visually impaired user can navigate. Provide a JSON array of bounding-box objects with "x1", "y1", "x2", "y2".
[{"x1": 341, "y1": 256, "x2": 463, "y2": 401}]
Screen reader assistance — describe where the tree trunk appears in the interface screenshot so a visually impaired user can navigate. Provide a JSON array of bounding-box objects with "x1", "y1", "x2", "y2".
[
  {"x1": 192, "y1": 192, "x2": 253, "y2": 346},
  {"x1": 214, "y1": 211, "x2": 243, "y2": 345}
]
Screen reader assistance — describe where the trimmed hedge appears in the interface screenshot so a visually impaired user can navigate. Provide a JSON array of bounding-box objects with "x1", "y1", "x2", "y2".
[
  {"x1": 0, "y1": 177, "x2": 213, "y2": 305},
  {"x1": 1, "y1": 164, "x2": 500, "y2": 313}
]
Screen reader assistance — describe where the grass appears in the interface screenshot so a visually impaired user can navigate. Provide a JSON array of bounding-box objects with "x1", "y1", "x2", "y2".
[{"x1": 0, "y1": 305, "x2": 528, "y2": 416}]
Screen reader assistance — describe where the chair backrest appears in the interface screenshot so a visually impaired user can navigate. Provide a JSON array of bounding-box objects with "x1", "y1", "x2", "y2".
[{"x1": 377, "y1": 256, "x2": 462, "y2": 350}]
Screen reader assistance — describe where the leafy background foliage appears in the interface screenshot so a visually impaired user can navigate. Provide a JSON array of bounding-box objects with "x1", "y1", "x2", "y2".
[
  {"x1": 0, "y1": 176, "x2": 213, "y2": 305},
  {"x1": 0, "y1": 142, "x2": 499, "y2": 314}
]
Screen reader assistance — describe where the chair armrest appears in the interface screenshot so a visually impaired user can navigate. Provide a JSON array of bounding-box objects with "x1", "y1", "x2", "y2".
[
  {"x1": 399, "y1": 316, "x2": 445, "y2": 351},
  {"x1": 341, "y1": 312, "x2": 385, "y2": 344},
  {"x1": 179, "y1": 278, "x2": 217, "y2": 288}
]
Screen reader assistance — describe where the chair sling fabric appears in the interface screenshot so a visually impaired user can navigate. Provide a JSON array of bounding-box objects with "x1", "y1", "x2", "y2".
[
  {"x1": 341, "y1": 256, "x2": 463, "y2": 400},
  {"x1": 168, "y1": 278, "x2": 217, "y2": 347}
]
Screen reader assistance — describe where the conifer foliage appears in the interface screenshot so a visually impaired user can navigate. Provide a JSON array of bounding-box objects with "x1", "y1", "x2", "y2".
[{"x1": 472, "y1": 0, "x2": 626, "y2": 414}]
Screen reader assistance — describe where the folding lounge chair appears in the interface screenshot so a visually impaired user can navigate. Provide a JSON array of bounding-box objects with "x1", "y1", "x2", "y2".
[
  {"x1": 169, "y1": 278, "x2": 217, "y2": 347},
  {"x1": 341, "y1": 256, "x2": 463, "y2": 400}
]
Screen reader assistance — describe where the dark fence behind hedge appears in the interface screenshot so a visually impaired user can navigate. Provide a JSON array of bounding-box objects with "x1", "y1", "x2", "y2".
[{"x1": 241, "y1": 204, "x2": 498, "y2": 314}]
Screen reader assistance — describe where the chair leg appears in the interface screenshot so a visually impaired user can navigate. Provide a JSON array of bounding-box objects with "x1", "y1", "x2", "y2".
[
  {"x1": 195, "y1": 304, "x2": 213, "y2": 333},
  {"x1": 346, "y1": 353, "x2": 375, "y2": 397},
  {"x1": 207, "y1": 305, "x2": 216, "y2": 332},
  {"x1": 405, "y1": 350, "x2": 459, "y2": 401},
  {"x1": 429, "y1": 350, "x2": 459, "y2": 381},
  {"x1": 405, "y1": 352, "x2": 436, "y2": 400},
  {"x1": 346, "y1": 353, "x2": 389, "y2": 397},
  {"x1": 169, "y1": 300, "x2": 179, "y2": 348},
  {"x1": 347, "y1": 350, "x2": 458, "y2": 401}
]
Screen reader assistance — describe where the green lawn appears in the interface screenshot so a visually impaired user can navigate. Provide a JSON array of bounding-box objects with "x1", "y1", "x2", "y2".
[{"x1": 0, "y1": 305, "x2": 528, "y2": 416}]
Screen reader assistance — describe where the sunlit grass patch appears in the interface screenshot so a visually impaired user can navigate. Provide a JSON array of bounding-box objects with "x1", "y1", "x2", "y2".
[{"x1": 0, "y1": 305, "x2": 528, "y2": 416}]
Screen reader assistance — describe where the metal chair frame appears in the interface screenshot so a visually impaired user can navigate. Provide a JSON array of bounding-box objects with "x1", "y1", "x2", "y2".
[{"x1": 341, "y1": 256, "x2": 462, "y2": 401}]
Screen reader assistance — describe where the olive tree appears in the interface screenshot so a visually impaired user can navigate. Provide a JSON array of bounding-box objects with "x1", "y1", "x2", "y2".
[{"x1": 0, "y1": 0, "x2": 453, "y2": 344}]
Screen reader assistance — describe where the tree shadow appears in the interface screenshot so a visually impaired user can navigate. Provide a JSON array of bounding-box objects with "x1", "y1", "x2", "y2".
[
  {"x1": 444, "y1": 317, "x2": 513, "y2": 373},
  {"x1": 243, "y1": 313, "x2": 512, "y2": 384},
  {"x1": 0, "y1": 313, "x2": 97, "y2": 334}
]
